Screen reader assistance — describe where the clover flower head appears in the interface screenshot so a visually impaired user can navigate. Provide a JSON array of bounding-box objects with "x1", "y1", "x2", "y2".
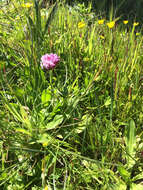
[{"x1": 40, "y1": 53, "x2": 60, "y2": 70}]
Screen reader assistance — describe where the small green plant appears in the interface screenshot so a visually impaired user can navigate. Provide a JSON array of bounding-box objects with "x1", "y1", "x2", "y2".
[
  {"x1": 118, "y1": 119, "x2": 143, "y2": 190},
  {"x1": 0, "y1": 0, "x2": 143, "y2": 189}
]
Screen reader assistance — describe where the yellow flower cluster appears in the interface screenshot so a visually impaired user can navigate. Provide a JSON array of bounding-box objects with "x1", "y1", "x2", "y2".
[
  {"x1": 122, "y1": 20, "x2": 140, "y2": 27},
  {"x1": 22, "y1": 3, "x2": 33, "y2": 8},
  {"x1": 97, "y1": 19, "x2": 116, "y2": 29},
  {"x1": 77, "y1": 19, "x2": 139, "y2": 30}
]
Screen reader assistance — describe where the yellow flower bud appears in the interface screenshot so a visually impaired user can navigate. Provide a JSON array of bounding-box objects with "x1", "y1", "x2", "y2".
[
  {"x1": 133, "y1": 22, "x2": 139, "y2": 27},
  {"x1": 123, "y1": 20, "x2": 128, "y2": 24}
]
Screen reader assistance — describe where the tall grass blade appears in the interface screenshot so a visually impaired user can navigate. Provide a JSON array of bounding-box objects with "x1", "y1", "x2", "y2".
[
  {"x1": 43, "y1": 2, "x2": 58, "y2": 37},
  {"x1": 34, "y1": 0, "x2": 42, "y2": 38},
  {"x1": 27, "y1": 15, "x2": 36, "y2": 43},
  {"x1": 88, "y1": 25, "x2": 96, "y2": 57}
]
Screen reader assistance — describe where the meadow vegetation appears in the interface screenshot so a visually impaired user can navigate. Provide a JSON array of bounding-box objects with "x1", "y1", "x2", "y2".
[{"x1": 0, "y1": 0, "x2": 143, "y2": 189}]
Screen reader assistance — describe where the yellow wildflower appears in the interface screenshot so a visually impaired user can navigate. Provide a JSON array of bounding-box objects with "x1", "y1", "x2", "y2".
[
  {"x1": 22, "y1": 3, "x2": 33, "y2": 8},
  {"x1": 133, "y1": 22, "x2": 139, "y2": 27},
  {"x1": 42, "y1": 142, "x2": 48, "y2": 147},
  {"x1": 99, "y1": 35, "x2": 105, "y2": 40},
  {"x1": 136, "y1": 32, "x2": 140, "y2": 36},
  {"x1": 78, "y1": 21, "x2": 86, "y2": 29},
  {"x1": 44, "y1": 185, "x2": 48, "y2": 190},
  {"x1": 107, "y1": 21, "x2": 115, "y2": 29},
  {"x1": 123, "y1": 20, "x2": 128, "y2": 24},
  {"x1": 98, "y1": 19, "x2": 104, "y2": 25}
]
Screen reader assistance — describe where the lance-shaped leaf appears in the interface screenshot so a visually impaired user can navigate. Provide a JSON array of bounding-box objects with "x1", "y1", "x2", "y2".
[
  {"x1": 125, "y1": 119, "x2": 136, "y2": 168},
  {"x1": 43, "y1": 2, "x2": 58, "y2": 37}
]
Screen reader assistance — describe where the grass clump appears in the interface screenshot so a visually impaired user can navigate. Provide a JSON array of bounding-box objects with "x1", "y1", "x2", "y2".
[{"x1": 0, "y1": 0, "x2": 143, "y2": 189}]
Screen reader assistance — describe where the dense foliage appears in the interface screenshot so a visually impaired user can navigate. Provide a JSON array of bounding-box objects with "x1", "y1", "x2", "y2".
[{"x1": 0, "y1": 0, "x2": 143, "y2": 189}]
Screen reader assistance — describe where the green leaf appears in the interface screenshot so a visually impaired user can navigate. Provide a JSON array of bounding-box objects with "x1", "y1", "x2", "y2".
[
  {"x1": 125, "y1": 119, "x2": 136, "y2": 168},
  {"x1": 118, "y1": 166, "x2": 130, "y2": 183},
  {"x1": 130, "y1": 183, "x2": 143, "y2": 190},
  {"x1": 75, "y1": 114, "x2": 92, "y2": 134},
  {"x1": 6, "y1": 103, "x2": 22, "y2": 122},
  {"x1": 37, "y1": 133, "x2": 52, "y2": 145},
  {"x1": 14, "y1": 88, "x2": 25, "y2": 98},
  {"x1": 14, "y1": 128, "x2": 32, "y2": 136},
  {"x1": 88, "y1": 25, "x2": 96, "y2": 56},
  {"x1": 114, "y1": 183, "x2": 127, "y2": 190},
  {"x1": 104, "y1": 97, "x2": 111, "y2": 107},
  {"x1": 132, "y1": 172, "x2": 143, "y2": 182},
  {"x1": 34, "y1": 0, "x2": 42, "y2": 39},
  {"x1": 0, "y1": 172, "x2": 7, "y2": 180},
  {"x1": 27, "y1": 15, "x2": 36, "y2": 41},
  {"x1": 41, "y1": 89, "x2": 51, "y2": 106},
  {"x1": 20, "y1": 105, "x2": 32, "y2": 132},
  {"x1": 43, "y1": 2, "x2": 58, "y2": 36},
  {"x1": 35, "y1": 0, "x2": 41, "y2": 26},
  {"x1": 46, "y1": 115, "x2": 63, "y2": 130}
]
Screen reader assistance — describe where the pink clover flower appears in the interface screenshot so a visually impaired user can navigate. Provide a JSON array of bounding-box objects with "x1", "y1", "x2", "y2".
[{"x1": 40, "y1": 53, "x2": 60, "y2": 70}]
